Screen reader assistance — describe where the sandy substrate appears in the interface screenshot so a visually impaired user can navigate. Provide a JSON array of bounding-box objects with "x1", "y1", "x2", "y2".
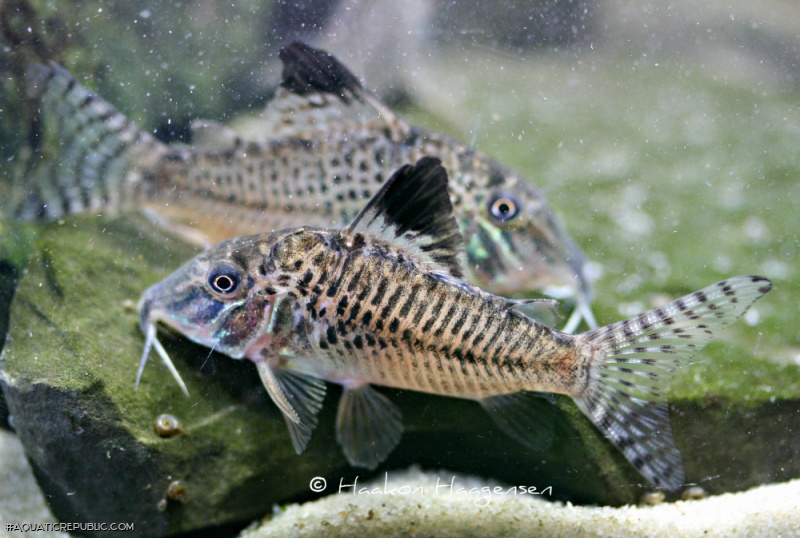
[{"x1": 242, "y1": 467, "x2": 800, "y2": 538}]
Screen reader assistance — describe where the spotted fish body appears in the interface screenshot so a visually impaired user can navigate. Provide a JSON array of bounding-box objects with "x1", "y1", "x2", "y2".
[
  {"x1": 13, "y1": 42, "x2": 594, "y2": 331},
  {"x1": 138, "y1": 158, "x2": 772, "y2": 491}
]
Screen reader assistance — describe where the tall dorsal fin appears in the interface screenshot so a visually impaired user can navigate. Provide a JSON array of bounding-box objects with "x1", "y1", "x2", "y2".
[
  {"x1": 344, "y1": 157, "x2": 464, "y2": 278},
  {"x1": 279, "y1": 41, "x2": 364, "y2": 103},
  {"x1": 256, "y1": 42, "x2": 409, "y2": 140}
]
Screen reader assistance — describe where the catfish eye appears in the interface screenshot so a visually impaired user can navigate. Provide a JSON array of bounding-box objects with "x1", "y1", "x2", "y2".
[
  {"x1": 207, "y1": 263, "x2": 242, "y2": 297},
  {"x1": 488, "y1": 195, "x2": 520, "y2": 222}
]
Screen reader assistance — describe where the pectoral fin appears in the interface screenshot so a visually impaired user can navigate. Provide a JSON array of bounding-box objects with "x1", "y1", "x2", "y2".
[
  {"x1": 479, "y1": 392, "x2": 556, "y2": 452},
  {"x1": 336, "y1": 385, "x2": 403, "y2": 470},
  {"x1": 256, "y1": 361, "x2": 327, "y2": 454}
]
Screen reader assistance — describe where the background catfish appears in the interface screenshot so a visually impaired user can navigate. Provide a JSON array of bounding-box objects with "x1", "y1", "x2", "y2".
[{"x1": 11, "y1": 42, "x2": 596, "y2": 331}]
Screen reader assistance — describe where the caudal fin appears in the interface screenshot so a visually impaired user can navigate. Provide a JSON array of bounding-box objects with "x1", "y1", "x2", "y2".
[
  {"x1": 575, "y1": 275, "x2": 772, "y2": 491},
  {"x1": 13, "y1": 62, "x2": 172, "y2": 220}
]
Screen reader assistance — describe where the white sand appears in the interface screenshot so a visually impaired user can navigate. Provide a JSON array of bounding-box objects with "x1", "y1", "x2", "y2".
[{"x1": 243, "y1": 467, "x2": 800, "y2": 538}]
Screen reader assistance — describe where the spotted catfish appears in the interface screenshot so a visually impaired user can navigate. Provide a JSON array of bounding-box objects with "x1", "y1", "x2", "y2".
[
  {"x1": 137, "y1": 157, "x2": 771, "y2": 491},
  {"x1": 13, "y1": 42, "x2": 594, "y2": 330}
]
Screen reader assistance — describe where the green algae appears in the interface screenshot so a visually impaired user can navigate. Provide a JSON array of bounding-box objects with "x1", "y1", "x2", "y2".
[{"x1": 0, "y1": 221, "x2": 38, "y2": 424}]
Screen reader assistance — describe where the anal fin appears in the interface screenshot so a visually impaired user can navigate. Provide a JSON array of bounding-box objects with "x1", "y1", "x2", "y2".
[
  {"x1": 336, "y1": 385, "x2": 403, "y2": 470},
  {"x1": 256, "y1": 362, "x2": 327, "y2": 454},
  {"x1": 479, "y1": 392, "x2": 556, "y2": 452}
]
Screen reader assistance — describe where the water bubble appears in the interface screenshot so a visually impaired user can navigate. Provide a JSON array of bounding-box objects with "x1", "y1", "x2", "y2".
[{"x1": 744, "y1": 309, "x2": 760, "y2": 326}]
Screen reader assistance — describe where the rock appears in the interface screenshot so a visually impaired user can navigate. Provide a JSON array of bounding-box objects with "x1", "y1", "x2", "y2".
[
  {"x1": 0, "y1": 260, "x2": 18, "y2": 429},
  {"x1": 241, "y1": 467, "x2": 800, "y2": 538},
  {"x1": 0, "y1": 219, "x2": 35, "y2": 430}
]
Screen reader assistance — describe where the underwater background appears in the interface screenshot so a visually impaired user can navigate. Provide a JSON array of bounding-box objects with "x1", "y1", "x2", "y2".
[{"x1": 1, "y1": 0, "x2": 798, "y2": 536}]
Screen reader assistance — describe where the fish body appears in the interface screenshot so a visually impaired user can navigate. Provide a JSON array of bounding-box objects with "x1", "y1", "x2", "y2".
[
  {"x1": 15, "y1": 42, "x2": 594, "y2": 330},
  {"x1": 138, "y1": 157, "x2": 772, "y2": 491}
]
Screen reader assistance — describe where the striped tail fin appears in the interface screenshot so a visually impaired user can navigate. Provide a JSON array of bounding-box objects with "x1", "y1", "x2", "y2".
[
  {"x1": 575, "y1": 275, "x2": 772, "y2": 491},
  {"x1": 13, "y1": 62, "x2": 175, "y2": 221}
]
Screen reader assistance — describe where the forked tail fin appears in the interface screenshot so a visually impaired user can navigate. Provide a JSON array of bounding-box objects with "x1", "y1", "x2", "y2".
[
  {"x1": 13, "y1": 62, "x2": 174, "y2": 220},
  {"x1": 575, "y1": 275, "x2": 772, "y2": 491}
]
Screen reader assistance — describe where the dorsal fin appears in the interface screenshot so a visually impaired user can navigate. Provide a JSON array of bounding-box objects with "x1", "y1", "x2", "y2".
[
  {"x1": 279, "y1": 41, "x2": 363, "y2": 103},
  {"x1": 344, "y1": 157, "x2": 464, "y2": 278},
  {"x1": 256, "y1": 42, "x2": 409, "y2": 140}
]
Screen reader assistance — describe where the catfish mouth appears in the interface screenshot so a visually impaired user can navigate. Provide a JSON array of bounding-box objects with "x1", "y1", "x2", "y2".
[
  {"x1": 136, "y1": 295, "x2": 192, "y2": 397},
  {"x1": 135, "y1": 288, "x2": 278, "y2": 396}
]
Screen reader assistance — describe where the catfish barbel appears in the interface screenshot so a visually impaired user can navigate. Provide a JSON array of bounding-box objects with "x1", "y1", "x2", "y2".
[
  {"x1": 137, "y1": 157, "x2": 771, "y2": 491},
  {"x1": 11, "y1": 42, "x2": 595, "y2": 331}
]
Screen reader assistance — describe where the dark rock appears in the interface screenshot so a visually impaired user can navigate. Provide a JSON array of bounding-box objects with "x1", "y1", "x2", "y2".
[
  {"x1": 676, "y1": 399, "x2": 800, "y2": 493},
  {"x1": 0, "y1": 260, "x2": 19, "y2": 430},
  {"x1": 0, "y1": 221, "x2": 36, "y2": 430}
]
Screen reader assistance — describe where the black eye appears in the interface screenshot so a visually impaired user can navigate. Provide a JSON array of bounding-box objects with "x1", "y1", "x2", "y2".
[
  {"x1": 207, "y1": 264, "x2": 242, "y2": 297},
  {"x1": 489, "y1": 195, "x2": 520, "y2": 222}
]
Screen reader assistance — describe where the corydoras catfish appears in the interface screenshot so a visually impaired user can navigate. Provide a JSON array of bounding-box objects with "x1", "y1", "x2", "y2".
[
  {"x1": 137, "y1": 157, "x2": 771, "y2": 491},
  {"x1": 13, "y1": 42, "x2": 594, "y2": 331}
]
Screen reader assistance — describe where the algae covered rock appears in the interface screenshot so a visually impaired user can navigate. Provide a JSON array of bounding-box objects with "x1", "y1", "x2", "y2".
[
  {"x1": 0, "y1": 216, "x2": 347, "y2": 536},
  {"x1": 0, "y1": 259, "x2": 19, "y2": 428}
]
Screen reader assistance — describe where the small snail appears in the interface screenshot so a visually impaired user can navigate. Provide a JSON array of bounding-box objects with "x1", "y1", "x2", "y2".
[{"x1": 154, "y1": 414, "x2": 186, "y2": 438}]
